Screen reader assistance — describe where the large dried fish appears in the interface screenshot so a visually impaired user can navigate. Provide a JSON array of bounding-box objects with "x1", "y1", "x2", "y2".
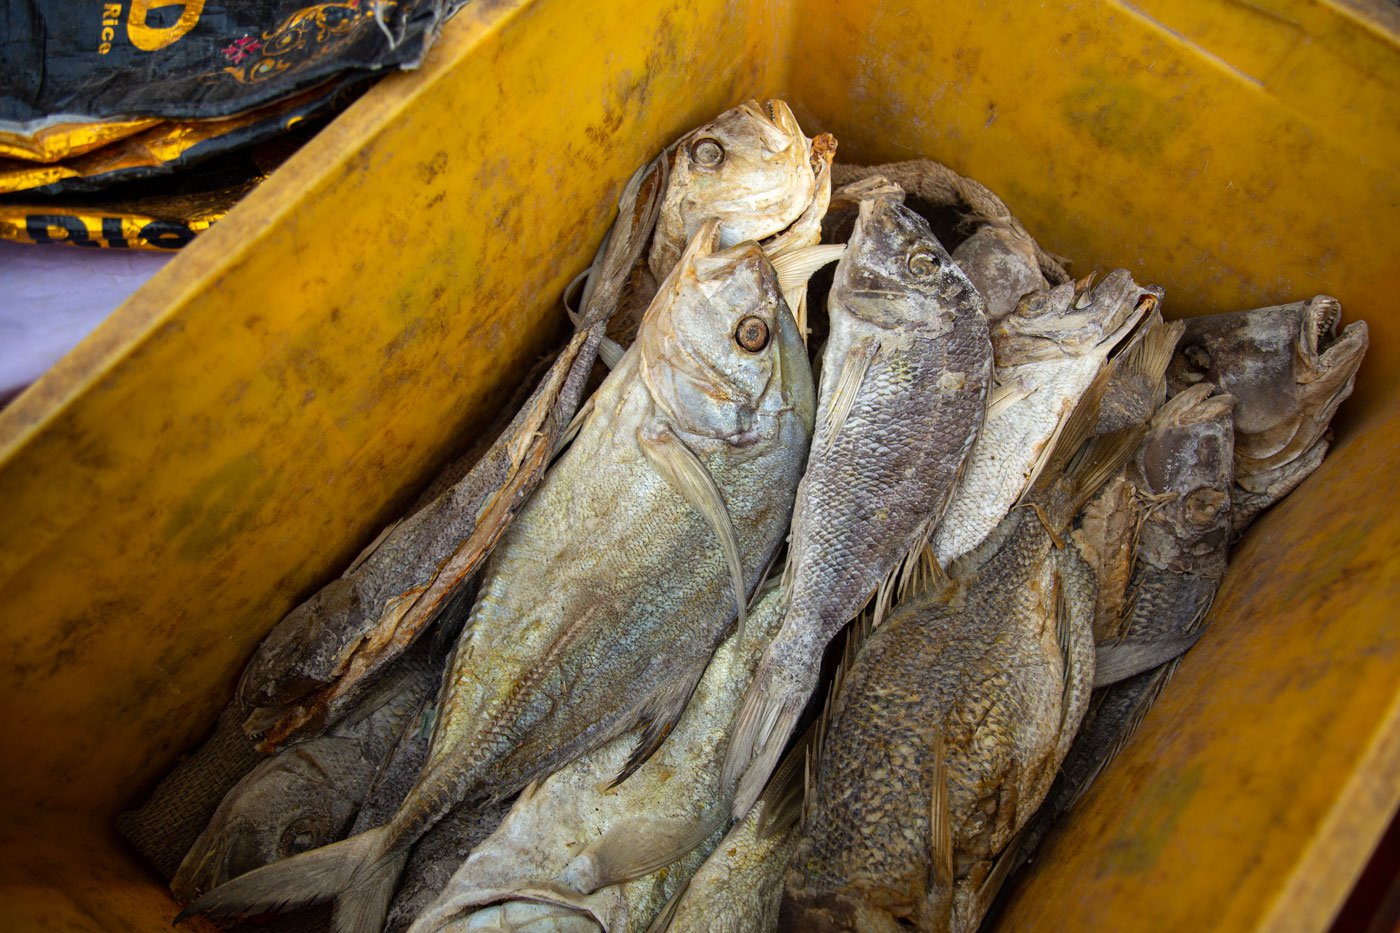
[
  {"x1": 1165, "y1": 295, "x2": 1367, "y2": 533},
  {"x1": 406, "y1": 585, "x2": 790, "y2": 933},
  {"x1": 182, "y1": 223, "x2": 821, "y2": 933},
  {"x1": 724, "y1": 190, "x2": 992, "y2": 821},
  {"x1": 930, "y1": 271, "x2": 1157, "y2": 567},
  {"x1": 238, "y1": 157, "x2": 666, "y2": 752},
  {"x1": 1094, "y1": 383, "x2": 1236, "y2": 685},
  {"x1": 782, "y1": 414, "x2": 1140, "y2": 932},
  {"x1": 989, "y1": 383, "x2": 1236, "y2": 917},
  {"x1": 173, "y1": 644, "x2": 438, "y2": 901}
]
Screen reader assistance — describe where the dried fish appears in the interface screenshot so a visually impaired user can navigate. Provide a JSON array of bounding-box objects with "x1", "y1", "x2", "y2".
[
  {"x1": 783, "y1": 410, "x2": 1139, "y2": 932},
  {"x1": 930, "y1": 271, "x2": 1157, "y2": 566},
  {"x1": 181, "y1": 223, "x2": 821, "y2": 933},
  {"x1": 724, "y1": 189, "x2": 992, "y2": 821},
  {"x1": 406, "y1": 585, "x2": 789, "y2": 933},
  {"x1": 1166, "y1": 295, "x2": 1366, "y2": 533}
]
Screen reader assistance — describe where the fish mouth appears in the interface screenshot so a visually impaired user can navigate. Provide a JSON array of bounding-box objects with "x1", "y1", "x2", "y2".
[
  {"x1": 739, "y1": 98, "x2": 803, "y2": 150},
  {"x1": 1304, "y1": 296, "x2": 1342, "y2": 357},
  {"x1": 992, "y1": 271, "x2": 1154, "y2": 363},
  {"x1": 1297, "y1": 295, "x2": 1367, "y2": 384}
]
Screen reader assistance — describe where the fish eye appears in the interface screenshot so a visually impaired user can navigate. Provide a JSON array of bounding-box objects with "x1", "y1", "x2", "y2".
[
  {"x1": 907, "y1": 250, "x2": 939, "y2": 277},
  {"x1": 689, "y1": 138, "x2": 725, "y2": 168},
  {"x1": 734, "y1": 315, "x2": 770, "y2": 352},
  {"x1": 278, "y1": 819, "x2": 319, "y2": 857},
  {"x1": 1184, "y1": 487, "x2": 1227, "y2": 524},
  {"x1": 1178, "y1": 342, "x2": 1211, "y2": 382}
]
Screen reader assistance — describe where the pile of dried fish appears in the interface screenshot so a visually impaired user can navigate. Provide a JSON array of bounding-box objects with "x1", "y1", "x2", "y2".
[{"x1": 122, "y1": 99, "x2": 1368, "y2": 933}]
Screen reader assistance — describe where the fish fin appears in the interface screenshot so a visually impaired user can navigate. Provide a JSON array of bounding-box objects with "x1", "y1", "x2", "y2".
[
  {"x1": 1066, "y1": 427, "x2": 1145, "y2": 519},
  {"x1": 609, "y1": 663, "x2": 706, "y2": 789},
  {"x1": 1093, "y1": 631, "x2": 1204, "y2": 688},
  {"x1": 597, "y1": 336, "x2": 626, "y2": 370},
  {"x1": 819, "y1": 335, "x2": 880, "y2": 455},
  {"x1": 1121, "y1": 312, "x2": 1182, "y2": 381},
  {"x1": 986, "y1": 378, "x2": 1034, "y2": 421},
  {"x1": 638, "y1": 419, "x2": 748, "y2": 649},
  {"x1": 647, "y1": 877, "x2": 690, "y2": 933},
  {"x1": 177, "y1": 825, "x2": 394, "y2": 928},
  {"x1": 334, "y1": 845, "x2": 410, "y2": 933},
  {"x1": 1053, "y1": 570, "x2": 1075, "y2": 733},
  {"x1": 976, "y1": 822, "x2": 1031, "y2": 911},
  {"x1": 562, "y1": 263, "x2": 593, "y2": 328},
  {"x1": 561, "y1": 816, "x2": 723, "y2": 893},
  {"x1": 770, "y1": 243, "x2": 846, "y2": 308},
  {"x1": 757, "y1": 722, "x2": 818, "y2": 838},
  {"x1": 1021, "y1": 357, "x2": 1116, "y2": 502},
  {"x1": 1069, "y1": 661, "x2": 1180, "y2": 810},
  {"x1": 928, "y1": 731, "x2": 954, "y2": 888},
  {"x1": 724, "y1": 664, "x2": 808, "y2": 823},
  {"x1": 801, "y1": 614, "x2": 871, "y2": 827}
]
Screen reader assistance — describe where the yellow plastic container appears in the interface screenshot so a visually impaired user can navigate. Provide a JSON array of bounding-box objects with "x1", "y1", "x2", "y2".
[{"x1": 1, "y1": 1, "x2": 1396, "y2": 929}]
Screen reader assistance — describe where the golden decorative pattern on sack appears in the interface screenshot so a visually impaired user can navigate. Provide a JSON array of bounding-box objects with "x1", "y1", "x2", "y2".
[
  {"x1": 0, "y1": 119, "x2": 161, "y2": 164},
  {"x1": 0, "y1": 83, "x2": 335, "y2": 196},
  {"x1": 222, "y1": 1, "x2": 395, "y2": 84}
]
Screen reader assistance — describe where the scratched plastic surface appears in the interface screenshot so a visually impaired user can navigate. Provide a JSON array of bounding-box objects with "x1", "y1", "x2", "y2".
[{"x1": 0, "y1": 0, "x2": 1395, "y2": 930}]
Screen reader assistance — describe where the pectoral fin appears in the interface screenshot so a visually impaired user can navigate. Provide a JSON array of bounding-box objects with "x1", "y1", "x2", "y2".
[
  {"x1": 820, "y1": 335, "x2": 879, "y2": 455},
  {"x1": 609, "y1": 662, "x2": 707, "y2": 789},
  {"x1": 560, "y1": 816, "x2": 723, "y2": 893},
  {"x1": 771, "y1": 244, "x2": 846, "y2": 306},
  {"x1": 986, "y1": 379, "x2": 1033, "y2": 421},
  {"x1": 1094, "y1": 632, "x2": 1203, "y2": 687},
  {"x1": 597, "y1": 336, "x2": 626, "y2": 370},
  {"x1": 638, "y1": 420, "x2": 748, "y2": 648}
]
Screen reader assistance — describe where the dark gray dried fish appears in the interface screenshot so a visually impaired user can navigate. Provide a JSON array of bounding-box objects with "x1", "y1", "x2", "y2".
[
  {"x1": 724, "y1": 190, "x2": 993, "y2": 821},
  {"x1": 987, "y1": 383, "x2": 1236, "y2": 920},
  {"x1": 1166, "y1": 295, "x2": 1366, "y2": 533},
  {"x1": 173, "y1": 644, "x2": 437, "y2": 901},
  {"x1": 781, "y1": 410, "x2": 1139, "y2": 932}
]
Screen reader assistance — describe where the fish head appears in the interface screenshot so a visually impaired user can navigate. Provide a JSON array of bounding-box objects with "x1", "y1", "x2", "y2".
[
  {"x1": 1131, "y1": 383, "x2": 1237, "y2": 574},
  {"x1": 170, "y1": 744, "x2": 358, "y2": 898},
  {"x1": 650, "y1": 99, "x2": 818, "y2": 280},
  {"x1": 1166, "y1": 296, "x2": 1367, "y2": 468},
  {"x1": 640, "y1": 220, "x2": 815, "y2": 442},
  {"x1": 992, "y1": 270, "x2": 1157, "y2": 366},
  {"x1": 833, "y1": 195, "x2": 981, "y2": 329}
]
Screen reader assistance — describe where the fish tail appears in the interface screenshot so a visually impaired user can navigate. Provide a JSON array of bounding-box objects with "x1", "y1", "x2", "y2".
[
  {"x1": 334, "y1": 841, "x2": 410, "y2": 933},
  {"x1": 724, "y1": 657, "x2": 810, "y2": 822},
  {"x1": 176, "y1": 824, "x2": 397, "y2": 930}
]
